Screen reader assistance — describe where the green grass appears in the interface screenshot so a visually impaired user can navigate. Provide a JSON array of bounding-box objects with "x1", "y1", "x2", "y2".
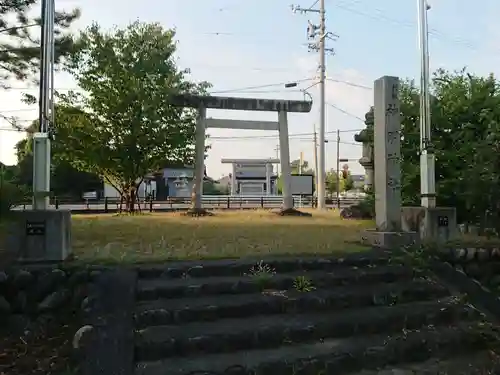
[{"x1": 69, "y1": 210, "x2": 373, "y2": 264}]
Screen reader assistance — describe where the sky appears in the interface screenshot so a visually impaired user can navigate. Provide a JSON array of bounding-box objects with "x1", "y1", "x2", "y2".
[{"x1": 1, "y1": 0, "x2": 500, "y2": 178}]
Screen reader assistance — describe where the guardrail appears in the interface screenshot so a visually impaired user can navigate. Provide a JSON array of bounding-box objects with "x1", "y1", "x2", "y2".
[{"x1": 14, "y1": 195, "x2": 365, "y2": 213}]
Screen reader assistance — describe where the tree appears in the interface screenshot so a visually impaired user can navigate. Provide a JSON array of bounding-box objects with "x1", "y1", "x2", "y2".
[
  {"x1": 13, "y1": 120, "x2": 102, "y2": 199},
  {"x1": 325, "y1": 170, "x2": 342, "y2": 196},
  {"x1": 290, "y1": 159, "x2": 313, "y2": 174},
  {"x1": 343, "y1": 172, "x2": 354, "y2": 191},
  {"x1": 55, "y1": 22, "x2": 210, "y2": 212},
  {"x1": 0, "y1": 163, "x2": 27, "y2": 217},
  {"x1": 0, "y1": 0, "x2": 80, "y2": 88},
  {"x1": 364, "y1": 68, "x2": 500, "y2": 232}
]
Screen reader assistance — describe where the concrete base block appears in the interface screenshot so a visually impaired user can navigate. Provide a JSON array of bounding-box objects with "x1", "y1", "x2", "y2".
[
  {"x1": 361, "y1": 229, "x2": 419, "y2": 249},
  {"x1": 6, "y1": 210, "x2": 72, "y2": 262},
  {"x1": 401, "y1": 206, "x2": 457, "y2": 243}
]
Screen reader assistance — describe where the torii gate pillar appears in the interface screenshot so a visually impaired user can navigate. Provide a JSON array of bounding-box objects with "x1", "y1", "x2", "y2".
[{"x1": 170, "y1": 94, "x2": 312, "y2": 215}]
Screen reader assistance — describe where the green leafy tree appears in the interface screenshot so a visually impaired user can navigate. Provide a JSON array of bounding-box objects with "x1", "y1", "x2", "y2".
[
  {"x1": 13, "y1": 120, "x2": 102, "y2": 199},
  {"x1": 0, "y1": 1, "x2": 80, "y2": 88},
  {"x1": 55, "y1": 22, "x2": 211, "y2": 212},
  {"x1": 0, "y1": 164, "x2": 27, "y2": 217}
]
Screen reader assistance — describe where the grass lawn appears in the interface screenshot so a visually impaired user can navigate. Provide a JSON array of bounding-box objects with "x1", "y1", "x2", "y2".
[{"x1": 69, "y1": 210, "x2": 373, "y2": 264}]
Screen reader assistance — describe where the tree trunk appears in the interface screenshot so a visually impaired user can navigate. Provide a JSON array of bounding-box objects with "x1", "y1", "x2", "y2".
[{"x1": 129, "y1": 188, "x2": 136, "y2": 213}]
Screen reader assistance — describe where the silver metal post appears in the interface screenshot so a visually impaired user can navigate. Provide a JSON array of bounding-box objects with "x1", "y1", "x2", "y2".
[
  {"x1": 417, "y1": 0, "x2": 436, "y2": 208},
  {"x1": 32, "y1": 0, "x2": 54, "y2": 209}
]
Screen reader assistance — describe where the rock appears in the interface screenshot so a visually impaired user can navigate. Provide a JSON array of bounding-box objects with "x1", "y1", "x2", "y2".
[
  {"x1": 71, "y1": 284, "x2": 88, "y2": 309},
  {"x1": 490, "y1": 275, "x2": 500, "y2": 287},
  {"x1": 32, "y1": 268, "x2": 66, "y2": 301},
  {"x1": 186, "y1": 265, "x2": 204, "y2": 277},
  {"x1": 37, "y1": 289, "x2": 70, "y2": 312},
  {"x1": 73, "y1": 325, "x2": 94, "y2": 350},
  {"x1": 465, "y1": 248, "x2": 477, "y2": 261},
  {"x1": 455, "y1": 248, "x2": 467, "y2": 260},
  {"x1": 89, "y1": 270, "x2": 102, "y2": 281},
  {"x1": 0, "y1": 271, "x2": 8, "y2": 285},
  {"x1": 0, "y1": 295, "x2": 11, "y2": 314},
  {"x1": 12, "y1": 291, "x2": 28, "y2": 313},
  {"x1": 67, "y1": 269, "x2": 90, "y2": 287},
  {"x1": 464, "y1": 264, "x2": 482, "y2": 278},
  {"x1": 340, "y1": 206, "x2": 372, "y2": 220},
  {"x1": 81, "y1": 296, "x2": 92, "y2": 313},
  {"x1": 4, "y1": 314, "x2": 31, "y2": 335},
  {"x1": 12, "y1": 270, "x2": 34, "y2": 290},
  {"x1": 477, "y1": 248, "x2": 490, "y2": 262}
]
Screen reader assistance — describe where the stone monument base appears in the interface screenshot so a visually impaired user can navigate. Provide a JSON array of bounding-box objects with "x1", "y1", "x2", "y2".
[
  {"x1": 361, "y1": 229, "x2": 419, "y2": 249},
  {"x1": 401, "y1": 206, "x2": 457, "y2": 243},
  {"x1": 6, "y1": 210, "x2": 72, "y2": 262}
]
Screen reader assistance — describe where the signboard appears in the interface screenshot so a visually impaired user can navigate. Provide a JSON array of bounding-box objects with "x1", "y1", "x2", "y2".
[
  {"x1": 438, "y1": 216, "x2": 449, "y2": 227},
  {"x1": 291, "y1": 174, "x2": 314, "y2": 196},
  {"x1": 163, "y1": 168, "x2": 195, "y2": 179},
  {"x1": 234, "y1": 163, "x2": 273, "y2": 179},
  {"x1": 26, "y1": 221, "x2": 46, "y2": 236}
]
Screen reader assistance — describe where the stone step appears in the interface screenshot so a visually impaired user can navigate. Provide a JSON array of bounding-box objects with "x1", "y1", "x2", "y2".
[
  {"x1": 135, "y1": 279, "x2": 450, "y2": 328},
  {"x1": 135, "y1": 323, "x2": 492, "y2": 375},
  {"x1": 351, "y1": 350, "x2": 500, "y2": 374},
  {"x1": 135, "y1": 297, "x2": 475, "y2": 361},
  {"x1": 136, "y1": 251, "x2": 391, "y2": 279},
  {"x1": 136, "y1": 264, "x2": 415, "y2": 300}
]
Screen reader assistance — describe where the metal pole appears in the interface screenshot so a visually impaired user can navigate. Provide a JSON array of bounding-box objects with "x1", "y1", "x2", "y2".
[
  {"x1": 38, "y1": 0, "x2": 48, "y2": 133},
  {"x1": 299, "y1": 151, "x2": 303, "y2": 174},
  {"x1": 313, "y1": 129, "x2": 319, "y2": 190},
  {"x1": 336, "y1": 129, "x2": 340, "y2": 209},
  {"x1": 32, "y1": 0, "x2": 53, "y2": 210},
  {"x1": 417, "y1": 0, "x2": 436, "y2": 208},
  {"x1": 317, "y1": 0, "x2": 326, "y2": 210}
]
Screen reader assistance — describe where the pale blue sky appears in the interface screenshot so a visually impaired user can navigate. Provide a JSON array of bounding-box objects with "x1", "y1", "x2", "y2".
[{"x1": 1, "y1": 0, "x2": 499, "y2": 178}]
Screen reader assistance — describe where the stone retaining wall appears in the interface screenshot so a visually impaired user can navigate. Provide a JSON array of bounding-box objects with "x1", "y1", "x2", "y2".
[{"x1": 0, "y1": 267, "x2": 103, "y2": 317}]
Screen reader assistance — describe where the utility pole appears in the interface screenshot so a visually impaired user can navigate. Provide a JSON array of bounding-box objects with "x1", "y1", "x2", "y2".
[
  {"x1": 335, "y1": 129, "x2": 340, "y2": 209},
  {"x1": 417, "y1": 0, "x2": 436, "y2": 208},
  {"x1": 32, "y1": 0, "x2": 55, "y2": 210},
  {"x1": 313, "y1": 129, "x2": 319, "y2": 190},
  {"x1": 275, "y1": 144, "x2": 280, "y2": 175},
  {"x1": 291, "y1": 1, "x2": 337, "y2": 210}
]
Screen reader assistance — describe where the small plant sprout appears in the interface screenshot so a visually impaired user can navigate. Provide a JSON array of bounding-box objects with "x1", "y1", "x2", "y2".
[
  {"x1": 293, "y1": 276, "x2": 315, "y2": 292},
  {"x1": 246, "y1": 260, "x2": 276, "y2": 288}
]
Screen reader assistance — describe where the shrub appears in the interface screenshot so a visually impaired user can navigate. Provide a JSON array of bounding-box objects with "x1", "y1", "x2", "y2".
[{"x1": 0, "y1": 179, "x2": 26, "y2": 218}]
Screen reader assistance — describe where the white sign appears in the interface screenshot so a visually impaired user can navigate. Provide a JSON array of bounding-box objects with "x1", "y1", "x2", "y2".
[
  {"x1": 291, "y1": 175, "x2": 314, "y2": 195},
  {"x1": 234, "y1": 163, "x2": 272, "y2": 178}
]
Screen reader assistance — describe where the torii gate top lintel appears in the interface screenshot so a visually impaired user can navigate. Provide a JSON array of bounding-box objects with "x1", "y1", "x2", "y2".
[{"x1": 170, "y1": 94, "x2": 312, "y2": 113}]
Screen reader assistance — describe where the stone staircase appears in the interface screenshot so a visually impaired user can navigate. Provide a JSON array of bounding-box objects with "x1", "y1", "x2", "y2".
[{"x1": 132, "y1": 251, "x2": 500, "y2": 375}]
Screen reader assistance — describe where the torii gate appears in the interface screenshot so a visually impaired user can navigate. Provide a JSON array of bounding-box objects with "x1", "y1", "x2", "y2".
[{"x1": 169, "y1": 94, "x2": 312, "y2": 215}]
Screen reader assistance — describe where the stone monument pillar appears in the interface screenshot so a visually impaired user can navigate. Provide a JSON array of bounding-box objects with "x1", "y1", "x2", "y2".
[{"x1": 362, "y1": 76, "x2": 418, "y2": 248}]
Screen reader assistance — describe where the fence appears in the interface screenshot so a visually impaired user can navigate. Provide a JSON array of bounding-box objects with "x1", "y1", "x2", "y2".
[{"x1": 14, "y1": 195, "x2": 364, "y2": 213}]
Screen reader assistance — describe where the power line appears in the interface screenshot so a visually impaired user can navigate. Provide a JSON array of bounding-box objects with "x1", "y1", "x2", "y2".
[
  {"x1": 209, "y1": 78, "x2": 314, "y2": 94},
  {"x1": 0, "y1": 24, "x2": 39, "y2": 34},
  {"x1": 326, "y1": 102, "x2": 366, "y2": 122},
  {"x1": 332, "y1": 2, "x2": 494, "y2": 54}
]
